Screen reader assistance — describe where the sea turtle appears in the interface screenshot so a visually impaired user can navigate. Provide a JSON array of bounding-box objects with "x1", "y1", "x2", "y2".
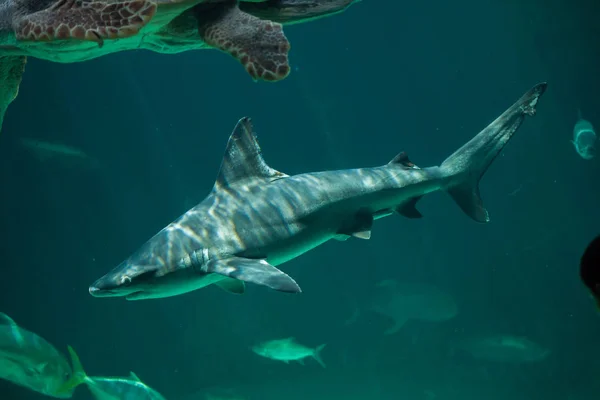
[{"x1": 0, "y1": 0, "x2": 359, "y2": 131}]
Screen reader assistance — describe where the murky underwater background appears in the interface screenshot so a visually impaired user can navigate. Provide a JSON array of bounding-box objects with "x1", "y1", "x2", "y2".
[{"x1": 1, "y1": 0, "x2": 599, "y2": 399}]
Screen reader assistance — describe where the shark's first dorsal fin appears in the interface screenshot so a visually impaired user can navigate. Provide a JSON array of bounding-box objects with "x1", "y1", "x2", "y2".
[{"x1": 214, "y1": 117, "x2": 288, "y2": 189}]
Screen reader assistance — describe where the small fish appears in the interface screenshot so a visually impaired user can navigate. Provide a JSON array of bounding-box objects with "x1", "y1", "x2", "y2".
[
  {"x1": 346, "y1": 280, "x2": 458, "y2": 335},
  {"x1": 580, "y1": 235, "x2": 600, "y2": 311},
  {"x1": 63, "y1": 347, "x2": 166, "y2": 400},
  {"x1": 19, "y1": 137, "x2": 100, "y2": 168},
  {"x1": 251, "y1": 338, "x2": 326, "y2": 368},
  {"x1": 453, "y1": 335, "x2": 550, "y2": 363},
  {"x1": 0, "y1": 313, "x2": 80, "y2": 398},
  {"x1": 572, "y1": 110, "x2": 597, "y2": 159}
]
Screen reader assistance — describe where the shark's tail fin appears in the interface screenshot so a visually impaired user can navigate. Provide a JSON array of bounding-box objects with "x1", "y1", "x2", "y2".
[{"x1": 440, "y1": 83, "x2": 547, "y2": 223}]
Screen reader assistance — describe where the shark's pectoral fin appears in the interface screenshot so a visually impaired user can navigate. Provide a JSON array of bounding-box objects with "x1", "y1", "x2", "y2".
[
  {"x1": 215, "y1": 277, "x2": 246, "y2": 294},
  {"x1": 206, "y1": 257, "x2": 301, "y2": 293},
  {"x1": 337, "y1": 210, "x2": 373, "y2": 240},
  {"x1": 297, "y1": 358, "x2": 305, "y2": 365},
  {"x1": 395, "y1": 196, "x2": 424, "y2": 219}
]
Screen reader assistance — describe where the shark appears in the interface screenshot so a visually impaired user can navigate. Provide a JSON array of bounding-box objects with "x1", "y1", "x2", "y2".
[{"x1": 89, "y1": 83, "x2": 547, "y2": 300}]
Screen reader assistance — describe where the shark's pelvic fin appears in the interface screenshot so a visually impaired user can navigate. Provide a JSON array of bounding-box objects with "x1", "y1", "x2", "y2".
[
  {"x1": 440, "y1": 82, "x2": 547, "y2": 223},
  {"x1": 213, "y1": 117, "x2": 289, "y2": 189},
  {"x1": 206, "y1": 256, "x2": 301, "y2": 293},
  {"x1": 215, "y1": 277, "x2": 246, "y2": 294},
  {"x1": 337, "y1": 209, "x2": 373, "y2": 240}
]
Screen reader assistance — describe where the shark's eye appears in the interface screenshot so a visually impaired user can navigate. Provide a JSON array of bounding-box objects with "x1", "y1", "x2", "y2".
[{"x1": 121, "y1": 276, "x2": 132, "y2": 286}]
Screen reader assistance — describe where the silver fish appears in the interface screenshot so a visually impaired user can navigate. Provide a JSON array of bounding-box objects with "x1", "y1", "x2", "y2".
[
  {"x1": 252, "y1": 338, "x2": 326, "y2": 367},
  {"x1": 64, "y1": 347, "x2": 166, "y2": 400},
  {"x1": 454, "y1": 334, "x2": 550, "y2": 363},
  {"x1": 346, "y1": 280, "x2": 458, "y2": 335},
  {"x1": 0, "y1": 313, "x2": 79, "y2": 398}
]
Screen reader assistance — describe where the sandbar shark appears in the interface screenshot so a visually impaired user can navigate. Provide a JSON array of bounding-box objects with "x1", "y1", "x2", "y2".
[{"x1": 89, "y1": 83, "x2": 547, "y2": 300}]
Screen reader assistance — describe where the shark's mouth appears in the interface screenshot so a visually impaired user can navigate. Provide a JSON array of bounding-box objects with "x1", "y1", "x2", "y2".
[{"x1": 125, "y1": 291, "x2": 145, "y2": 301}]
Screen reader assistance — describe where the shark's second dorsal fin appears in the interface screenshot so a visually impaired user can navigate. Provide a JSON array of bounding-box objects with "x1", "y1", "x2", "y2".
[
  {"x1": 214, "y1": 117, "x2": 288, "y2": 189},
  {"x1": 388, "y1": 151, "x2": 417, "y2": 168}
]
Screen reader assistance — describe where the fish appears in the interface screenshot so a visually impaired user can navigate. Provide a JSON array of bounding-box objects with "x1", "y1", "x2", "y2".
[
  {"x1": 62, "y1": 347, "x2": 166, "y2": 400},
  {"x1": 453, "y1": 335, "x2": 550, "y2": 363},
  {"x1": 251, "y1": 338, "x2": 326, "y2": 367},
  {"x1": 572, "y1": 110, "x2": 597, "y2": 159},
  {"x1": 346, "y1": 280, "x2": 458, "y2": 335},
  {"x1": 19, "y1": 138, "x2": 99, "y2": 167},
  {"x1": 88, "y1": 83, "x2": 547, "y2": 301},
  {"x1": 580, "y1": 234, "x2": 600, "y2": 311},
  {"x1": 0, "y1": 313, "x2": 81, "y2": 398}
]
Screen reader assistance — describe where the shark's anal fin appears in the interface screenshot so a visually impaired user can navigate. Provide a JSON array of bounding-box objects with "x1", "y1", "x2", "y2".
[
  {"x1": 206, "y1": 257, "x2": 301, "y2": 293},
  {"x1": 215, "y1": 277, "x2": 246, "y2": 294},
  {"x1": 337, "y1": 209, "x2": 373, "y2": 240},
  {"x1": 395, "y1": 196, "x2": 424, "y2": 219}
]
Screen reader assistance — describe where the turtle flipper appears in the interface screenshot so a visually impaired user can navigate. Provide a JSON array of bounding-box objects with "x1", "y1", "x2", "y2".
[
  {"x1": 197, "y1": 4, "x2": 291, "y2": 82},
  {"x1": 15, "y1": 0, "x2": 157, "y2": 45},
  {"x1": 0, "y1": 55, "x2": 26, "y2": 134}
]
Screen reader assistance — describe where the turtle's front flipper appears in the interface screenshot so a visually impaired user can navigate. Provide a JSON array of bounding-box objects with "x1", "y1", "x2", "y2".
[
  {"x1": 197, "y1": 3, "x2": 290, "y2": 82},
  {"x1": 0, "y1": 55, "x2": 26, "y2": 134},
  {"x1": 15, "y1": 0, "x2": 157, "y2": 46}
]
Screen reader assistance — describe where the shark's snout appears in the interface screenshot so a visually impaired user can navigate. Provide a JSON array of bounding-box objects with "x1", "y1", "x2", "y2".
[
  {"x1": 88, "y1": 278, "x2": 119, "y2": 298},
  {"x1": 88, "y1": 270, "x2": 135, "y2": 298}
]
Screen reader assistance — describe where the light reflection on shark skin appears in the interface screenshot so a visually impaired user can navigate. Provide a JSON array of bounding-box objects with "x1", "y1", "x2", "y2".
[{"x1": 89, "y1": 83, "x2": 547, "y2": 301}]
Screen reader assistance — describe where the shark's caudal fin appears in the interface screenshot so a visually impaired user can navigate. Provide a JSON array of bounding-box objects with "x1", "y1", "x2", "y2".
[{"x1": 439, "y1": 83, "x2": 547, "y2": 223}]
